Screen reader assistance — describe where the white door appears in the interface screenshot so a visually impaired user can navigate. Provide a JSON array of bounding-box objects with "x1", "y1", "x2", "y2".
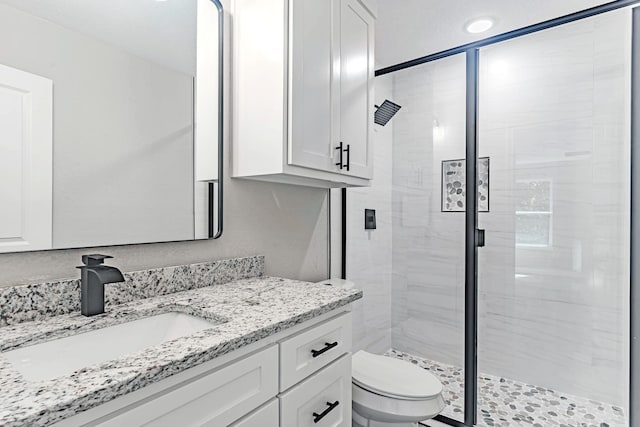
[
  {"x1": 0, "y1": 64, "x2": 52, "y2": 253},
  {"x1": 337, "y1": 0, "x2": 374, "y2": 179},
  {"x1": 288, "y1": 0, "x2": 339, "y2": 173}
]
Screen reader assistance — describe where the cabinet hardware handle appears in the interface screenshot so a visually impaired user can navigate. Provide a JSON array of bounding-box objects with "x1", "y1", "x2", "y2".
[
  {"x1": 335, "y1": 142, "x2": 344, "y2": 170},
  {"x1": 313, "y1": 401, "x2": 340, "y2": 423},
  {"x1": 311, "y1": 341, "x2": 338, "y2": 358},
  {"x1": 343, "y1": 144, "x2": 350, "y2": 171}
]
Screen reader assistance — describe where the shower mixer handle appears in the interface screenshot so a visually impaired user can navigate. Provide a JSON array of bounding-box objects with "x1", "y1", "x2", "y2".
[{"x1": 335, "y1": 142, "x2": 344, "y2": 170}]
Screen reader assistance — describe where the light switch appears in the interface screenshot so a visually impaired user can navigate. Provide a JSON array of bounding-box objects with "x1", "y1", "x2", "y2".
[{"x1": 365, "y1": 209, "x2": 376, "y2": 230}]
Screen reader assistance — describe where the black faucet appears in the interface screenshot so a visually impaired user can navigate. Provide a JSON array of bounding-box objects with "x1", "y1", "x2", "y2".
[{"x1": 77, "y1": 254, "x2": 125, "y2": 316}]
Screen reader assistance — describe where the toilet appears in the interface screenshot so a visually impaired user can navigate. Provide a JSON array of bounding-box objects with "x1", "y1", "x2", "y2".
[
  {"x1": 315, "y1": 279, "x2": 445, "y2": 426},
  {"x1": 351, "y1": 351, "x2": 445, "y2": 427}
]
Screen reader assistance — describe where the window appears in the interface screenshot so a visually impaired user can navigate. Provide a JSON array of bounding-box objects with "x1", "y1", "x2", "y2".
[{"x1": 515, "y1": 180, "x2": 552, "y2": 247}]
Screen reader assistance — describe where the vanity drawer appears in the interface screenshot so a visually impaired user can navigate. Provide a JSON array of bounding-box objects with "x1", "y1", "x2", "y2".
[
  {"x1": 230, "y1": 399, "x2": 279, "y2": 426},
  {"x1": 279, "y1": 354, "x2": 351, "y2": 427},
  {"x1": 279, "y1": 312, "x2": 352, "y2": 391},
  {"x1": 93, "y1": 345, "x2": 278, "y2": 427}
]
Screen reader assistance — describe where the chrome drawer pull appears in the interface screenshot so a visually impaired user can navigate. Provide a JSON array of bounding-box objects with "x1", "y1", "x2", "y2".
[
  {"x1": 311, "y1": 341, "x2": 338, "y2": 358},
  {"x1": 313, "y1": 401, "x2": 340, "y2": 423}
]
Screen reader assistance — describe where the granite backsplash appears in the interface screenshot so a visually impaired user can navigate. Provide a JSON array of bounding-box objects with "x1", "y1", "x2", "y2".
[{"x1": 0, "y1": 255, "x2": 264, "y2": 326}]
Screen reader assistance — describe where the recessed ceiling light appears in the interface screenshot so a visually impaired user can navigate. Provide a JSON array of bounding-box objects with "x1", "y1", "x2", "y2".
[{"x1": 465, "y1": 17, "x2": 494, "y2": 34}]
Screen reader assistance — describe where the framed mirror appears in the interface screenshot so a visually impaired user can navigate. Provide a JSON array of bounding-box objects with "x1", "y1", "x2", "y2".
[{"x1": 0, "y1": 0, "x2": 223, "y2": 253}]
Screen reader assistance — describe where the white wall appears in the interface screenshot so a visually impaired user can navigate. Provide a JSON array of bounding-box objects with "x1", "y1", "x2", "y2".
[
  {"x1": 331, "y1": 74, "x2": 394, "y2": 354},
  {"x1": 389, "y1": 9, "x2": 631, "y2": 406},
  {"x1": 0, "y1": 1, "x2": 330, "y2": 288}
]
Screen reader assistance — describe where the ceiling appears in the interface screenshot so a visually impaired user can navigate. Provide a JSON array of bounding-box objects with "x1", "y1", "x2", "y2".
[
  {"x1": 0, "y1": 0, "x2": 197, "y2": 75},
  {"x1": 375, "y1": 0, "x2": 615, "y2": 69},
  {"x1": 1, "y1": 0, "x2": 620, "y2": 75}
]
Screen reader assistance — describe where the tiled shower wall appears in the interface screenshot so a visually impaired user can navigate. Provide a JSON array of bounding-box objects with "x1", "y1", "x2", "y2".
[
  {"x1": 391, "y1": 53, "x2": 467, "y2": 368},
  {"x1": 390, "y1": 10, "x2": 630, "y2": 407}
]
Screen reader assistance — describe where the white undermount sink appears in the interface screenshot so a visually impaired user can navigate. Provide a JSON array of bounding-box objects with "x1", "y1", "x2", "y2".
[{"x1": 3, "y1": 312, "x2": 220, "y2": 382}]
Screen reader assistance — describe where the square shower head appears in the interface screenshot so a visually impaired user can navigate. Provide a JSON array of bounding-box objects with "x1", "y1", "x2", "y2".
[{"x1": 374, "y1": 99, "x2": 402, "y2": 126}]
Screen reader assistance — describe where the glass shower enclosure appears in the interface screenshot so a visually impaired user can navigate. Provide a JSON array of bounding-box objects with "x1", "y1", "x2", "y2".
[
  {"x1": 476, "y1": 9, "x2": 631, "y2": 427},
  {"x1": 347, "y1": 3, "x2": 638, "y2": 427}
]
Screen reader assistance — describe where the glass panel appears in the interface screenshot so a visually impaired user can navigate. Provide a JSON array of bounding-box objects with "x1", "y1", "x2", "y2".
[
  {"x1": 389, "y1": 53, "x2": 467, "y2": 423},
  {"x1": 516, "y1": 213, "x2": 552, "y2": 247},
  {"x1": 478, "y1": 9, "x2": 630, "y2": 427}
]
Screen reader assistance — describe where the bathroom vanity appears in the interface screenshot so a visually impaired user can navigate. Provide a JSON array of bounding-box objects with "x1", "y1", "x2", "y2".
[
  {"x1": 54, "y1": 311, "x2": 353, "y2": 427},
  {"x1": 0, "y1": 257, "x2": 361, "y2": 427}
]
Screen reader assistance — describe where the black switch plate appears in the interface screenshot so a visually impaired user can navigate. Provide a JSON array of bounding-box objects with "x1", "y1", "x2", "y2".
[{"x1": 364, "y1": 209, "x2": 376, "y2": 230}]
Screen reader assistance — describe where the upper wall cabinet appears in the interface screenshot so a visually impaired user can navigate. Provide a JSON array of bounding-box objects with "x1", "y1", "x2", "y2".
[{"x1": 233, "y1": 0, "x2": 376, "y2": 188}]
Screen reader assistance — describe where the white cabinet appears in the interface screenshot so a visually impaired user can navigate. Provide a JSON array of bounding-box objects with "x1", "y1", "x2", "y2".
[
  {"x1": 280, "y1": 356, "x2": 352, "y2": 427},
  {"x1": 337, "y1": 0, "x2": 375, "y2": 179},
  {"x1": 54, "y1": 310, "x2": 353, "y2": 427},
  {"x1": 232, "y1": 0, "x2": 375, "y2": 188},
  {"x1": 280, "y1": 312, "x2": 352, "y2": 391},
  {"x1": 288, "y1": 0, "x2": 336, "y2": 173},
  {"x1": 87, "y1": 346, "x2": 278, "y2": 427}
]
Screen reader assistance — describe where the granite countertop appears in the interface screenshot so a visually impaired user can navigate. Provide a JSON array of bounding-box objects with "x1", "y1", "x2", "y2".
[{"x1": 0, "y1": 277, "x2": 362, "y2": 427}]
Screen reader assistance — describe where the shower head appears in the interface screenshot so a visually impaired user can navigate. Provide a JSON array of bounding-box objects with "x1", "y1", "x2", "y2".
[{"x1": 374, "y1": 100, "x2": 401, "y2": 126}]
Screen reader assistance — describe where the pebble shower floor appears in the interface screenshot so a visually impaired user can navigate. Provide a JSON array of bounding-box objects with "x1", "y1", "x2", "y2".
[{"x1": 385, "y1": 349, "x2": 626, "y2": 427}]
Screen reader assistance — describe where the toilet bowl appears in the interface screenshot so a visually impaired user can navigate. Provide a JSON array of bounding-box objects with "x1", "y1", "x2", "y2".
[{"x1": 351, "y1": 351, "x2": 445, "y2": 427}]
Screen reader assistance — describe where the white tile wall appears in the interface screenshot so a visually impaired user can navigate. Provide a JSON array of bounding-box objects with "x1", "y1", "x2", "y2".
[{"x1": 476, "y1": 10, "x2": 631, "y2": 405}]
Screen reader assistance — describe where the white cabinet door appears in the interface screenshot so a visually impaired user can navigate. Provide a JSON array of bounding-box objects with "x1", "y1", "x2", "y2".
[
  {"x1": 0, "y1": 64, "x2": 52, "y2": 253},
  {"x1": 279, "y1": 355, "x2": 352, "y2": 427},
  {"x1": 337, "y1": 0, "x2": 374, "y2": 179},
  {"x1": 94, "y1": 346, "x2": 279, "y2": 427},
  {"x1": 288, "y1": 0, "x2": 339, "y2": 173},
  {"x1": 279, "y1": 313, "x2": 352, "y2": 391}
]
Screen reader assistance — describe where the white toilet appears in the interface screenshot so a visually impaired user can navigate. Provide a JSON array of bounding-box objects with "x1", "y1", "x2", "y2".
[
  {"x1": 351, "y1": 351, "x2": 445, "y2": 427},
  {"x1": 315, "y1": 279, "x2": 445, "y2": 426}
]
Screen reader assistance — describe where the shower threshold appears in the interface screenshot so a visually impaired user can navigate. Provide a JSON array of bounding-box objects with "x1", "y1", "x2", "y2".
[{"x1": 386, "y1": 349, "x2": 626, "y2": 427}]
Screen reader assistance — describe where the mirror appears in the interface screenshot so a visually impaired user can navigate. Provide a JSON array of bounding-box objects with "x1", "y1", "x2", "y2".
[{"x1": 0, "y1": 0, "x2": 223, "y2": 253}]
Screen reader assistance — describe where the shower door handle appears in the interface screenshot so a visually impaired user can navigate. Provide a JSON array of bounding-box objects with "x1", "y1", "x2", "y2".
[
  {"x1": 335, "y1": 142, "x2": 344, "y2": 170},
  {"x1": 476, "y1": 229, "x2": 485, "y2": 248}
]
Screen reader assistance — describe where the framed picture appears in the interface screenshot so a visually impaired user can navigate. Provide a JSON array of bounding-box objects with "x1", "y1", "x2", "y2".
[{"x1": 441, "y1": 157, "x2": 490, "y2": 212}]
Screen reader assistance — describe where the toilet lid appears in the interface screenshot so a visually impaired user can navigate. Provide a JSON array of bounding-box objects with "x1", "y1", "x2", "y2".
[{"x1": 352, "y1": 351, "x2": 443, "y2": 400}]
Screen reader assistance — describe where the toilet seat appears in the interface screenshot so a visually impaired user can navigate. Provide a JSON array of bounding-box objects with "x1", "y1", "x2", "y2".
[{"x1": 352, "y1": 351, "x2": 443, "y2": 400}]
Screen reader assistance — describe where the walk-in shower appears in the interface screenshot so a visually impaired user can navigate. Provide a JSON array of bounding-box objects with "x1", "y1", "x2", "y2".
[{"x1": 337, "y1": 2, "x2": 638, "y2": 426}]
